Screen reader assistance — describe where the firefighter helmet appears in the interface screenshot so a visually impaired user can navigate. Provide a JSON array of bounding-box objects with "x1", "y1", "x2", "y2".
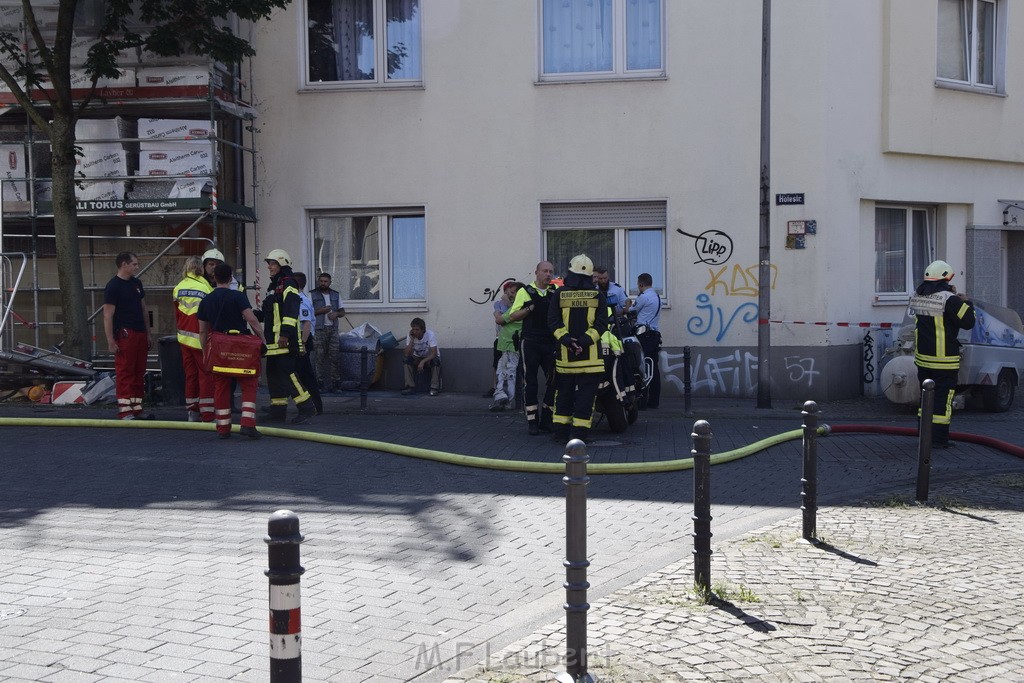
[
  {"x1": 202, "y1": 248, "x2": 225, "y2": 263},
  {"x1": 265, "y1": 249, "x2": 292, "y2": 267},
  {"x1": 924, "y1": 260, "x2": 954, "y2": 281},
  {"x1": 568, "y1": 254, "x2": 593, "y2": 276}
]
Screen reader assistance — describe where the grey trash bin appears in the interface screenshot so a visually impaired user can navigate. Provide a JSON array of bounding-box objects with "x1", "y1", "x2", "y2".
[
  {"x1": 337, "y1": 336, "x2": 381, "y2": 391},
  {"x1": 157, "y1": 335, "x2": 185, "y2": 406}
]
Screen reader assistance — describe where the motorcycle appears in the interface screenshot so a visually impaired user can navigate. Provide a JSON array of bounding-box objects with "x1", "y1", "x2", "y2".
[{"x1": 593, "y1": 312, "x2": 653, "y2": 433}]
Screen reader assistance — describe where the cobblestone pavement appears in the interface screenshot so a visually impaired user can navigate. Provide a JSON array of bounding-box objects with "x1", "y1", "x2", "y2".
[
  {"x1": 445, "y1": 472, "x2": 1024, "y2": 682},
  {"x1": 0, "y1": 392, "x2": 1021, "y2": 682}
]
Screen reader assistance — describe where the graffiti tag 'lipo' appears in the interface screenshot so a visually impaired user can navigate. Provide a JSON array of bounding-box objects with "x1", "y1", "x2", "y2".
[{"x1": 677, "y1": 229, "x2": 734, "y2": 265}]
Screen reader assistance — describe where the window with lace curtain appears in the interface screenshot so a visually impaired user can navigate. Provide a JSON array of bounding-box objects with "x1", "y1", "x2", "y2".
[
  {"x1": 937, "y1": 0, "x2": 1003, "y2": 92},
  {"x1": 874, "y1": 206, "x2": 935, "y2": 302},
  {"x1": 539, "y1": 0, "x2": 664, "y2": 82},
  {"x1": 305, "y1": 0, "x2": 421, "y2": 87},
  {"x1": 311, "y1": 209, "x2": 426, "y2": 308}
]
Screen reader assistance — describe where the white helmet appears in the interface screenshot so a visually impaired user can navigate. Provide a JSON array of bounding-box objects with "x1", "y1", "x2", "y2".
[
  {"x1": 202, "y1": 248, "x2": 225, "y2": 263},
  {"x1": 924, "y1": 260, "x2": 954, "y2": 281},
  {"x1": 265, "y1": 248, "x2": 292, "y2": 267},
  {"x1": 568, "y1": 254, "x2": 593, "y2": 276}
]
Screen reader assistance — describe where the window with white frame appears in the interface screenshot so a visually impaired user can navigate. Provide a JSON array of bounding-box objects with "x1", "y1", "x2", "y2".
[
  {"x1": 937, "y1": 0, "x2": 1003, "y2": 91},
  {"x1": 539, "y1": 0, "x2": 664, "y2": 82},
  {"x1": 305, "y1": 0, "x2": 421, "y2": 87},
  {"x1": 541, "y1": 201, "x2": 666, "y2": 298},
  {"x1": 874, "y1": 206, "x2": 935, "y2": 300},
  {"x1": 311, "y1": 209, "x2": 426, "y2": 307}
]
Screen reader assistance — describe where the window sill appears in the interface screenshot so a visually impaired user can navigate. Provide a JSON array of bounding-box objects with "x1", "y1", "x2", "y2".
[
  {"x1": 300, "y1": 82, "x2": 424, "y2": 94},
  {"x1": 536, "y1": 73, "x2": 667, "y2": 86},
  {"x1": 872, "y1": 296, "x2": 910, "y2": 307},
  {"x1": 345, "y1": 304, "x2": 427, "y2": 314},
  {"x1": 934, "y1": 79, "x2": 1006, "y2": 97}
]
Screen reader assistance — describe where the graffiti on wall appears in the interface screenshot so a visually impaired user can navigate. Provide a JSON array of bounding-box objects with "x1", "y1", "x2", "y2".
[
  {"x1": 862, "y1": 330, "x2": 875, "y2": 385},
  {"x1": 704, "y1": 263, "x2": 779, "y2": 297},
  {"x1": 661, "y1": 349, "x2": 819, "y2": 397},
  {"x1": 469, "y1": 278, "x2": 515, "y2": 305},
  {"x1": 686, "y1": 293, "x2": 759, "y2": 342},
  {"x1": 677, "y1": 229, "x2": 734, "y2": 265}
]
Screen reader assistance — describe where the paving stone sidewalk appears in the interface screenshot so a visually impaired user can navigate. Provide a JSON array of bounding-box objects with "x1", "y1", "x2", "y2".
[{"x1": 446, "y1": 472, "x2": 1024, "y2": 683}]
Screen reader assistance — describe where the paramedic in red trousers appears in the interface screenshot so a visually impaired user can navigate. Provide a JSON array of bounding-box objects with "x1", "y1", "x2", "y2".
[
  {"x1": 547, "y1": 254, "x2": 607, "y2": 444},
  {"x1": 172, "y1": 255, "x2": 213, "y2": 422},
  {"x1": 197, "y1": 262, "x2": 267, "y2": 439},
  {"x1": 632, "y1": 272, "x2": 662, "y2": 409},
  {"x1": 909, "y1": 260, "x2": 976, "y2": 448},
  {"x1": 259, "y1": 249, "x2": 316, "y2": 424},
  {"x1": 102, "y1": 251, "x2": 154, "y2": 420},
  {"x1": 505, "y1": 261, "x2": 558, "y2": 435}
]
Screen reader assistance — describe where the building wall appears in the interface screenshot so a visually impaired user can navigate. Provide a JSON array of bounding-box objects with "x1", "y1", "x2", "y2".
[{"x1": 250, "y1": 0, "x2": 1024, "y2": 399}]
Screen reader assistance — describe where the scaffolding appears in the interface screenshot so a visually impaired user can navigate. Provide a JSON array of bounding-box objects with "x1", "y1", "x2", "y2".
[{"x1": 0, "y1": 9, "x2": 260, "y2": 383}]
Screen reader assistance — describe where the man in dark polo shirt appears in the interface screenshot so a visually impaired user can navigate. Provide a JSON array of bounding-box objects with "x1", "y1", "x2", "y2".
[{"x1": 103, "y1": 251, "x2": 153, "y2": 420}]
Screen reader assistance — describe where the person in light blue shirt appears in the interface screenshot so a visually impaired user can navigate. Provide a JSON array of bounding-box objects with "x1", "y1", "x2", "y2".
[
  {"x1": 593, "y1": 266, "x2": 631, "y2": 316},
  {"x1": 632, "y1": 272, "x2": 661, "y2": 409},
  {"x1": 293, "y1": 272, "x2": 323, "y2": 415}
]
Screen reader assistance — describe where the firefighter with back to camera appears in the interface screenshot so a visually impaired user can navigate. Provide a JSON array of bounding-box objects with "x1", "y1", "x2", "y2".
[
  {"x1": 547, "y1": 254, "x2": 608, "y2": 444},
  {"x1": 908, "y1": 259, "x2": 976, "y2": 448}
]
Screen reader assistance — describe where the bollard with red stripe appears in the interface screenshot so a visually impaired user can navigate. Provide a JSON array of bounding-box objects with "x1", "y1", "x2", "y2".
[{"x1": 265, "y1": 510, "x2": 305, "y2": 683}]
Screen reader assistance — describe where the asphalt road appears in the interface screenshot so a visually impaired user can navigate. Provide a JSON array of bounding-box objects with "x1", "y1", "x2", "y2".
[{"x1": 1, "y1": 394, "x2": 1021, "y2": 681}]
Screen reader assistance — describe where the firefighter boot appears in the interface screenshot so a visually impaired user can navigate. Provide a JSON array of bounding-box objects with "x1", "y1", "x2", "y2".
[
  {"x1": 263, "y1": 404, "x2": 287, "y2": 423},
  {"x1": 569, "y1": 426, "x2": 592, "y2": 445},
  {"x1": 539, "y1": 405, "x2": 554, "y2": 433},
  {"x1": 550, "y1": 422, "x2": 570, "y2": 444},
  {"x1": 526, "y1": 406, "x2": 540, "y2": 436},
  {"x1": 291, "y1": 399, "x2": 316, "y2": 425}
]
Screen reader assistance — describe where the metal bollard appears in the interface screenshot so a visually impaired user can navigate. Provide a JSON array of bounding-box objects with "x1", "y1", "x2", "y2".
[
  {"x1": 265, "y1": 510, "x2": 305, "y2": 683},
  {"x1": 359, "y1": 346, "x2": 369, "y2": 410},
  {"x1": 683, "y1": 346, "x2": 693, "y2": 416},
  {"x1": 916, "y1": 379, "x2": 935, "y2": 502},
  {"x1": 691, "y1": 420, "x2": 713, "y2": 596},
  {"x1": 801, "y1": 401, "x2": 819, "y2": 542},
  {"x1": 555, "y1": 439, "x2": 596, "y2": 683}
]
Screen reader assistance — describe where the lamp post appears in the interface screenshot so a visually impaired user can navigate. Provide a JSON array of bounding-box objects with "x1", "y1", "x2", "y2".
[{"x1": 757, "y1": 0, "x2": 772, "y2": 409}]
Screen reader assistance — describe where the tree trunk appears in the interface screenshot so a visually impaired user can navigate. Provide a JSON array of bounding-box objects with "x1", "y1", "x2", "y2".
[{"x1": 49, "y1": 117, "x2": 91, "y2": 361}]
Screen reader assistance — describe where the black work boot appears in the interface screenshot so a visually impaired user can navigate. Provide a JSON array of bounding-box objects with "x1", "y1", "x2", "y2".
[
  {"x1": 550, "y1": 423, "x2": 570, "y2": 444},
  {"x1": 262, "y1": 405, "x2": 287, "y2": 423},
  {"x1": 569, "y1": 427, "x2": 592, "y2": 444},
  {"x1": 539, "y1": 406, "x2": 554, "y2": 433},
  {"x1": 291, "y1": 400, "x2": 316, "y2": 425},
  {"x1": 526, "y1": 406, "x2": 540, "y2": 435}
]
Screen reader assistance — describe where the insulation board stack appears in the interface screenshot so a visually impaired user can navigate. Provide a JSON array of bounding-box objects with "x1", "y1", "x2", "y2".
[
  {"x1": 136, "y1": 118, "x2": 215, "y2": 199},
  {"x1": 74, "y1": 118, "x2": 128, "y2": 202}
]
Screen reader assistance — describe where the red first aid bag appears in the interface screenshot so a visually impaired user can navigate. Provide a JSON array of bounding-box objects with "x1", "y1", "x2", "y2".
[{"x1": 203, "y1": 331, "x2": 262, "y2": 376}]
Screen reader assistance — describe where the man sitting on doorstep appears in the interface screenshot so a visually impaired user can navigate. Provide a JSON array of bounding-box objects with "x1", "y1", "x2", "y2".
[{"x1": 402, "y1": 317, "x2": 441, "y2": 396}]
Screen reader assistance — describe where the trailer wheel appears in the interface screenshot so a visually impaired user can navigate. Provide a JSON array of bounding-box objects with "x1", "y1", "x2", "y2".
[
  {"x1": 981, "y1": 369, "x2": 1016, "y2": 413},
  {"x1": 602, "y1": 394, "x2": 629, "y2": 433}
]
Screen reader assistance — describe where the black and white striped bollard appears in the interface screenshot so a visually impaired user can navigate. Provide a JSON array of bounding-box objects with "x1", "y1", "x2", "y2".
[{"x1": 266, "y1": 510, "x2": 305, "y2": 683}]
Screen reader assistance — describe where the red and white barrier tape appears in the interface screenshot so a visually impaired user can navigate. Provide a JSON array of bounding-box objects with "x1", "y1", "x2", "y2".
[{"x1": 765, "y1": 319, "x2": 897, "y2": 328}]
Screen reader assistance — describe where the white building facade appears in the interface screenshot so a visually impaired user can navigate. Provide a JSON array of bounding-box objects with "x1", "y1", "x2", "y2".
[{"x1": 248, "y1": 0, "x2": 1024, "y2": 400}]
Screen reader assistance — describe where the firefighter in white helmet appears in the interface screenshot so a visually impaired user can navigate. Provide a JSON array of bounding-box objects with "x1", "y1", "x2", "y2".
[
  {"x1": 202, "y1": 247, "x2": 243, "y2": 291},
  {"x1": 546, "y1": 254, "x2": 608, "y2": 444},
  {"x1": 909, "y1": 260, "x2": 975, "y2": 448},
  {"x1": 259, "y1": 249, "x2": 316, "y2": 424}
]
